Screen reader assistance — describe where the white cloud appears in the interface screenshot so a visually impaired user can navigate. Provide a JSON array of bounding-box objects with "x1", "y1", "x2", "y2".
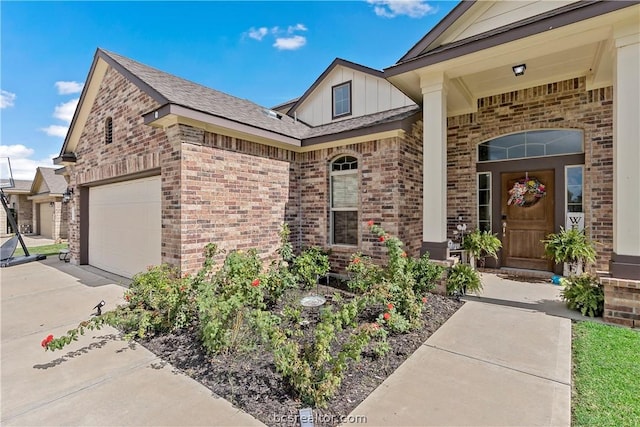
[
  {"x1": 287, "y1": 23, "x2": 307, "y2": 33},
  {"x1": 246, "y1": 23, "x2": 308, "y2": 50},
  {"x1": 247, "y1": 27, "x2": 269, "y2": 41},
  {"x1": 53, "y1": 98, "x2": 78, "y2": 123},
  {"x1": 368, "y1": 0, "x2": 435, "y2": 18},
  {"x1": 273, "y1": 35, "x2": 307, "y2": 51},
  {"x1": 0, "y1": 144, "x2": 55, "y2": 180},
  {"x1": 55, "y1": 81, "x2": 84, "y2": 95},
  {"x1": 1, "y1": 90, "x2": 16, "y2": 108},
  {"x1": 41, "y1": 125, "x2": 69, "y2": 138}
]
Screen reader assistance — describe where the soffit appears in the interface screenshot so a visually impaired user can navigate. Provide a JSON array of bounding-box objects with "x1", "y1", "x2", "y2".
[{"x1": 388, "y1": 6, "x2": 636, "y2": 115}]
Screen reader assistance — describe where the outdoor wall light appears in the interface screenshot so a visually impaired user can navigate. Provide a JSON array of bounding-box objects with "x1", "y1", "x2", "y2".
[
  {"x1": 512, "y1": 64, "x2": 526, "y2": 76},
  {"x1": 62, "y1": 187, "x2": 74, "y2": 203}
]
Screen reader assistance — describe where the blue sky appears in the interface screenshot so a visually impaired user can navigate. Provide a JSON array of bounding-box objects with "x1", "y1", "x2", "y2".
[{"x1": 1, "y1": 0, "x2": 458, "y2": 180}]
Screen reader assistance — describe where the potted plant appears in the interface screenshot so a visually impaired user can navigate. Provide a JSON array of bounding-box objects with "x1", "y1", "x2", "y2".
[
  {"x1": 463, "y1": 229, "x2": 502, "y2": 268},
  {"x1": 446, "y1": 263, "x2": 482, "y2": 300},
  {"x1": 542, "y1": 227, "x2": 597, "y2": 276}
]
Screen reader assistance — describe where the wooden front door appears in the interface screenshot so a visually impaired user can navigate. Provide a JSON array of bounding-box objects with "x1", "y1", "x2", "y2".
[{"x1": 501, "y1": 170, "x2": 554, "y2": 271}]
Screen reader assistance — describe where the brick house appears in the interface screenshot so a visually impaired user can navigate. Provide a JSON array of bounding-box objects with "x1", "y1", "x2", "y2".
[
  {"x1": 1, "y1": 167, "x2": 69, "y2": 240},
  {"x1": 28, "y1": 167, "x2": 69, "y2": 241},
  {"x1": 1, "y1": 180, "x2": 33, "y2": 236},
  {"x1": 55, "y1": 1, "x2": 639, "y2": 325}
]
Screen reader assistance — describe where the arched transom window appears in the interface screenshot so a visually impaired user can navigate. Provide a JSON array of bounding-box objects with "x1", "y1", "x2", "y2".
[
  {"x1": 330, "y1": 155, "x2": 358, "y2": 245},
  {"x1": 478, "y1": 129, "x2": 583, "y2": 162}
]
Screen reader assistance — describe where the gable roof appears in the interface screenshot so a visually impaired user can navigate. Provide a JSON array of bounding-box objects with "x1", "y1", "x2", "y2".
[
  {"x1": 31, "y1": 167, "x2": 67, "y2": 195},
  {"x1": 102, "y1": 49, "x2": 311, "y2": 139},
  {"x1": 386, "y1": 0, "x2": 636, "y2": 77},
  {"x1": 287, "y1": 58, "x2": 386, "y2": 117},
  {"x1": 56, "y1": 49, "x2": 420, "y2": 161}
]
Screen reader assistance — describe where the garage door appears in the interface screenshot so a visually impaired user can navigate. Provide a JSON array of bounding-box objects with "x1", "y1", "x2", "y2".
[
  {"x1": 39, "y1": 203, "x2": 54, "y2": 239},
  {"x1": 89, "y1": 176, "x2": 161, "y2": 278}
]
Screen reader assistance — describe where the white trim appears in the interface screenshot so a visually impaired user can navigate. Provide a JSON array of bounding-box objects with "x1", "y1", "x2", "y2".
[
  {"x1": 476, "y1": 172, "x2": 492, "y2": 232},
  {"x1": 329, "y1": 156, "x2": 359, "y2": 246}
]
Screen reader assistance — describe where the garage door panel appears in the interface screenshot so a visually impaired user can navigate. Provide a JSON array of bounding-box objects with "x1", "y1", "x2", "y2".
[{"x1": 89, "y1": 176, "x2": 161, "y2": 279}]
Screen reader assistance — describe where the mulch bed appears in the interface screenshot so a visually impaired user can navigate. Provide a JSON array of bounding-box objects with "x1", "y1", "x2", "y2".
[{"x1": 141, "y1": 288, "x2": 462, "y2": 427}]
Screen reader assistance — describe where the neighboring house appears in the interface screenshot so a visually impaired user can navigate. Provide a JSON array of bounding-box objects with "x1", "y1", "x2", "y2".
[
  {"x1": 0, "y1": 180, "x2": 33, "y2": 236},
  {"x1": 55, "y1": 1, "x2": 639, "y2": 326},
  {"x1": 28, "y1": 167, "x2": 69, "y2": 241}
]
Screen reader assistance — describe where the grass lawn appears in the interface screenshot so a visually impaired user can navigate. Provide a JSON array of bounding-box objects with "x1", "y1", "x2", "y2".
[
  {"x1": 573, "y1": 321, "x2": 640, "y2": 426},
  {"x1": 12, "y1": 242, "x2": 69, "y2": 257}
]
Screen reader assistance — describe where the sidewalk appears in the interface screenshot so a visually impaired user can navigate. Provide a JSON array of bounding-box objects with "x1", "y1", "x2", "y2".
[
  {"x1": 348, "y1": 273, "x2": 573, "y2": 426},
  {"x1": 0, "y1": 257, "x2": 263, "y2": 427}
]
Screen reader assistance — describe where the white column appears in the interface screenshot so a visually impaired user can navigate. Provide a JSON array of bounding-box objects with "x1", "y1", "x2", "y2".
[
  {"x1": 421, "y1": 73, "x2": 448, "y2": 249},
  {"x1": 614, "y1": 27, "x2": 640, "y2": 257},
  {"x1": 612, "y1": 20, "x2": 640, "y2": 279}
]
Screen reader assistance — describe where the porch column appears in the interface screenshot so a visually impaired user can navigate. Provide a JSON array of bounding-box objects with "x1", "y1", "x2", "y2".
[
  {"x1": 420, "y1": 73, "x2": 448, "y2": 260},
  {"x1": 611, "y1": 21, "x2": 640, "y2": 279}
]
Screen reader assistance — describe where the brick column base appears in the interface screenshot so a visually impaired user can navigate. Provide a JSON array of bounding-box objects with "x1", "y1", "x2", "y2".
[{"x1": 602, "y1": 277, "x2": 640, "y2": 328}]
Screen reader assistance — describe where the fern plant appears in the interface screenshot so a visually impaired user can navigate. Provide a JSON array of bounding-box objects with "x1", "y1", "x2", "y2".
[
  {"x1": 446, "y1": 263, "x2": 482, "y2": 298},
  {"x1": 463, "y1": 229, "x2": 502, "y2": 268},
  {"x1": 543, "y1": 227, "x2": 597, "y2": 275},
  {"x1": 560, "y1": 274, "x2": 604, "y2": 317}
]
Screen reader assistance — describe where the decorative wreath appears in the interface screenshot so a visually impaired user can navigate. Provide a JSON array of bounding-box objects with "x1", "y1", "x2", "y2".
[{"x1": 507, "y1": 177, "x2": 547, "y2": 207}]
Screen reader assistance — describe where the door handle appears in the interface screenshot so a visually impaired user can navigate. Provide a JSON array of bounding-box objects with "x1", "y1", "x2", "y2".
[{"x1": 502, "y1": 222, "x2": 507, "y2": 237}]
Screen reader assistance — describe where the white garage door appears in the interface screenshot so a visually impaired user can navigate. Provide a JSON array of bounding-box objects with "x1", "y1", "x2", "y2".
[
  {"x1": 39, "y1": 203, "x2": 54, "y2": 239},
  {"x1": 89, "y1": 176, "x2": 161, "y2": 278}
]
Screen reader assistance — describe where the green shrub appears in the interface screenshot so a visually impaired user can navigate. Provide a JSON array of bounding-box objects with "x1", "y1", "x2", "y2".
[
  {"x1": 561, "y1": 274, "x2": 603, "y2": 317},
  {"x1": 294, "y1": 246, "x2": 330, "y2": 289},
  {"x1": 406, "y1": 252, "x2": 444, "y2": 294},
  {"x1": 196, "y1": 248, "x2": 267, "y2": 354},
  {"x1": 42, "y1": 263, "x2": 196, "y2": 351},
  {"x1": 261, "y1": 297, "x2": 383, "y2": 407},
  {"x1": 446, "y1": 263, "x2": 482, "y2": 297},
  {"x1": 261, "y1": 224, "x2": 298, "y2": 306},
  {"x1": 363, "y1": 222, "x2": 425, "y2": 332},
  {"x1": 346, "y1": 252, "x2": 383, "y2": 293}
]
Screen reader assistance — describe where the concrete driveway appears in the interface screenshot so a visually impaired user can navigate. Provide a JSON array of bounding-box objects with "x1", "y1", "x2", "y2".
[{"x1": 1, "y1": 257, "x2": 263, "y2": 426}]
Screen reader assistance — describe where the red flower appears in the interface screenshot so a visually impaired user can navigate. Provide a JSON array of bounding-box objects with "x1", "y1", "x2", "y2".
[
  {"x1": 124, "y1": 294, "x2": 130, "y2": 302},
  {"x1": 383, "y1": 312, "x2": 391, "y2": 321},
  {"x1": 371, "y1": 323, "x2": 380, "y2": 330},
  {"x1": 422, "y1": 297, "x2": 428, "y2": 304},
  {"x1": 401, "y1": 252, "x2": 407, "y2": 258},
  {"x1": 379, "y1": 236, "x2": 386, "y2": 242},
  {"x1": 41, "y1": 334, "x2": 54, "y2": 348},
  {"x1": 251, "y1": 278, "x2": 260, "y2": 287},
  {"x1": 387, "y1": 303, "x2": 394, "y2": 310},
  {"x1": 367, "y1": 220, "x2": 375, "y2": 227},
  {"x1": 179, "y1": 286, "x2": 186, "y2": 292},
  {"x1": 352, "y1": 257, "x2": 361, "y2": 264}
]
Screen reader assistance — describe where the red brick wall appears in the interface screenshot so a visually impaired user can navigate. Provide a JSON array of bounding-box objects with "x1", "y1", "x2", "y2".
[
  {"x1": 177, "y1": 129, "x2": 298, "y2": 273},
  {"x1": 65, "y1": 66, "x2": 169, "y2": 264},
  {"x1": 298, "y1": 128, "x2": 423, "y2": 273},
  {"x1": 447, "y1": 77, "x2": 613, "y2": 271},
  {"x1": 65, "y1": 64, "x2": 424, "y2": 278}
]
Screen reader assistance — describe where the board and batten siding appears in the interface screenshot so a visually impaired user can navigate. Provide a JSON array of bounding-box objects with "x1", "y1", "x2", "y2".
[
  {"x1": 440, "y1": 1, "x2": 580, "y2": 46},
  {"x1": 295, "y1": 65, "x2": 415, "y2": 127}
]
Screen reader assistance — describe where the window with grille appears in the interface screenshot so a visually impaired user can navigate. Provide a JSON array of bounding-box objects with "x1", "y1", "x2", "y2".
[{"x1": 330, "y1": 155, "x2": 358, "y2": 245}]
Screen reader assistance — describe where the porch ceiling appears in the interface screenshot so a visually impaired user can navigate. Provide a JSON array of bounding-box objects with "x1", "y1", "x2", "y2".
[{"x1": 387, "y1": 7, "x2": 634, "y2": 116}]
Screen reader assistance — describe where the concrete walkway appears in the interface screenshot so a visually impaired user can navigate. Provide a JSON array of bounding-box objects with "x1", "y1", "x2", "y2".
[
  {"x1": 2, "y1": 252, "x2": 579, "y2": 426},
  {"x1": 349, "y1": 272, "x2": 573, "y2": 426},
  {"x1": 0, "y1": 257, "x2": 263, "y2": 426}
]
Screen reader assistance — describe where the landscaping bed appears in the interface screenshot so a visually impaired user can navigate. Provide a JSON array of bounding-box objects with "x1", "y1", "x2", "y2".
[
  {"x1": 141, "y1": 289, "x2": 461, "y2": 426},
  {"x1": 42, "y1": 223, "x2": 468, "y2": 427}
]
